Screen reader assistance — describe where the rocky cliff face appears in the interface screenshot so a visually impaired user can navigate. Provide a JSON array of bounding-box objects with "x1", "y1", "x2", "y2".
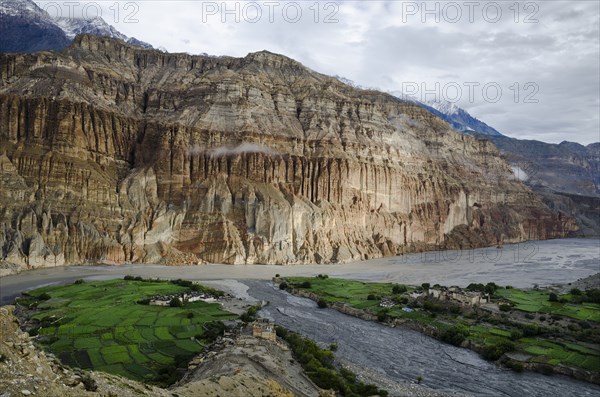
[{"x1": 0, "y1": 35, "x2": 576, "y2": 271}]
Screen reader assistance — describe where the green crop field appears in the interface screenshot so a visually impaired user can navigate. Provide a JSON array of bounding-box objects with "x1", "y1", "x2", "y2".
[
  {"x1": 287, "y1": 276, "x2": 412, "y2": 306},
  {"x1": 496, "y1": 289, "x2": 600, "y2": 322},
  {"x1": 22, "y1": 279, "x2": 237, "y2": 384},
  {"x1": 286, "y1": 276, "x2": 600, "y2": 374}
]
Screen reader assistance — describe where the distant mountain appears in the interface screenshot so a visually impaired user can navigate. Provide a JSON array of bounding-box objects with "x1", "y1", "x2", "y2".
[
  {"x1": 0, "y1": 0, "x2": 151, "y2": 53},
  {"x1": 54, "y1": 16, "x2": 152, "y2": 48},
  {"x1": 419, "y1": 100, "x2": 504, "y2": 137},
  {"x1": 0, "y1": 0, "x2": 70, "y2": 52}
]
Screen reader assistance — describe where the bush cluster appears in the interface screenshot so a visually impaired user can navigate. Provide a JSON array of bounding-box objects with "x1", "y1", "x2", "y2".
[
  {"x1": 481, "y1": 340, "x2": 515, "y2": 361},
  {"x1": 466, "y1": 282, "x2": 499, "y2": 295},
  {"x1": 439, "y1": 325, "x2": 469, "y2": 346},
  {"x1": 275, "y1": 326, "x2": 388, "y2": 396},
  {"x1": 392, "y1": 284, "x2": 407, "y2": 294},
  {"x1": 240, "y1": 304, "x2": 261, "y2": 323}
]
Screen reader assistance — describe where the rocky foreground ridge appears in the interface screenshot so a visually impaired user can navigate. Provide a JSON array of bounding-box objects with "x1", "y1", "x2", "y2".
[
  {"x1": 0, "y1": 35, "x2": 577, "y2": 271},
  {"x1": 0, "y1": 305, "x2": 321, "y2": 397}
]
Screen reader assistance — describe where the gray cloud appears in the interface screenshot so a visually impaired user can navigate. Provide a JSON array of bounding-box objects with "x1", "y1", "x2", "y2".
[{"x1": 187, "y1": 143, "x2": 278, "y2": 157}]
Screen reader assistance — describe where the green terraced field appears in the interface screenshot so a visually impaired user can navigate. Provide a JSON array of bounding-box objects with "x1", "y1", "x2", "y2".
[
  {"x1": 23, "y1": 279, "x2": 237, "y2": 384},
  {"x1": 287, "y1": 276, "x2": 413, "y2": 306},
  {"x1": 496, "y1": 289, "x2": 600, "y2": 322},
  {"x1": 287, "y1": 276, "x2": 600, "y2": 374}
]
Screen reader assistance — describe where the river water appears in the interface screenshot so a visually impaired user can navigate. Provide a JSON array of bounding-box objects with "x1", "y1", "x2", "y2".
[
  {"x1": 244, "y1": 280, "x2": 600, "y2": 397},
  {"x1": 0, "y1": 238, "x2": 599, "y2": 396}
]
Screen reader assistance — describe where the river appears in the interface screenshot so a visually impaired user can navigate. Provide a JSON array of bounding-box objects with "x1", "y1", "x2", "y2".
[
  {"x1": 244, "y1": 280, "x2": 600, "y2": 397},
  {"x1": 1, "y1": 238, "x2": 599, "y2": 396}
]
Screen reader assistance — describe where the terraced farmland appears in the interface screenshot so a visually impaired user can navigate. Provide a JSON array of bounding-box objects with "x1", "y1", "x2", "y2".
[{"x1": 21, "y1": 279, "x2": 237, "y2": 384}]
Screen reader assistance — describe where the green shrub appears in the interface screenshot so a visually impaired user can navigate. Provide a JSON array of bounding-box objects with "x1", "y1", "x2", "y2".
[
  {"x1": 510, "y1": 330, "x2": 523, "y2": 340},
  {"x1": 279, "y1": 282, "x2": 288, "y2": 290},
  {"x1": 505, "y1": 361, "x2": 524, "y2": 372},
  {"x1": 317, "y1": 299, "x2": 328, "y2": 308},
  {"x1": 278, "y1": 328, "x2": 387, "y2": 396},
  {"x1": 392, "y1": 284, "x2": 407, "y2": 294},
  {"x1": 423, "y1": 300, "x2": 443, "y2": 312},
  {"x1": 367, "y1": 294, "x2": 377, "y2": 301},
  {"x1": 240, "y1": 304, "x2": 261, "y2": 323},
  {"x1": 74, "y1": 279, "x2": 84, "y2": 285},
  {"x1": 521, "y1": 324, "x2": 540, "y2": 337},
  {"x1": 300, "y1": 281, "x2": 312, "y2": 289},
  {"x1": 579, "y1": 320, "x2": 591, "y2": 329},
  {"x1": 275, "y1": 326, "x2": 288, "y2": 338},
  {"x1": 421, "y1": 283, "x2": 430, "y2": 290},
  {"x1": 377, "y1": 309, "x2": 389, "y2": 322},
  {"x1": 548, "y1": 292, "x2": 558, "y2": 302},
  {"x1": 440, "y1": 326, "x2": 469, "y2": 346},
  {"x1": 38, "y1": 292, "x2": 51, "y2": 301},
  {"x1": 169, "y1": 297, "x2": 183, "y2": 307},
  {"x1": 570, "y1": 288, "x2": 582, "y2": 296},
  {"x1": 499, "y1": 304, "x2": 511, "y2": 312},
  {"x1": 329, "y1": 343, "x2": 338, "y2": 351},
  {"x1": 202, "y1": 321, "x2": 225, "y2": 341},
  {"x1": 482, "y1": 340, "x2": 515, "y2": 361},
  {"x1": 585, "y1": 288, "x2": 600, "y2": 303}
]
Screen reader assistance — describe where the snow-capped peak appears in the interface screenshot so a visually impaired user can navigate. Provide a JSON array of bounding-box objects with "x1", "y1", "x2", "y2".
[
  {"x1": 54, "y1": 16, "x2": 128, "y2": 40},
  {"x1": 426, "y1": 100, "x2": 461, "y2": 116},
  {"x1": 0, "y1": 0, "x2": 45, "y2": 17},
  {"x1": 1, "y1": 0, "x2": 152, "y2": 49}
]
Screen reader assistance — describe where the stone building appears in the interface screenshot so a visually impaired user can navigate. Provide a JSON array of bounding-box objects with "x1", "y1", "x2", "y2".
[{"x1": 252, "y1": 319, "x2": 277, "y2": 342}]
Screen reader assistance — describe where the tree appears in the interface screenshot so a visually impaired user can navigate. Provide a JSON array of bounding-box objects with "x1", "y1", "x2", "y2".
[
  {"x1": 548, "y1": 292, "x2": 558, "y2": 302},
  {"x1": 392, "y1": 284, "x2": 407, "y2": 294},
  {"x1": 421, "y1": 283, "x2": 431, "y2": 291},
  {"x1": 169, "y1": 297, "x2": 183, "y2": 307},
  {"x1": 570, "y1": 288, "x2": 582, "y2": 296}
]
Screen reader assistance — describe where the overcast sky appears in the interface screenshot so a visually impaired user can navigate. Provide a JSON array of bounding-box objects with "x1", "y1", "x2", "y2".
[{"x1": 36, "y1": 0, "x2": 600, "y2": 145}]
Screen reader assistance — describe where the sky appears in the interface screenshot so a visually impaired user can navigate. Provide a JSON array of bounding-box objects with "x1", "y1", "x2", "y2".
[{"x1": 34, "y1": 0, "x2": 600, "y2": 145}]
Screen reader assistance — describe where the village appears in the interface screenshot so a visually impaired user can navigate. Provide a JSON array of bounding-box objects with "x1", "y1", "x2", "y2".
[
  {"x1": 379, "y1": 285, "x2": 489, "y2": 310},
  {"x1": 147, "y1": 290, "x2": 218, "y2": 306}
]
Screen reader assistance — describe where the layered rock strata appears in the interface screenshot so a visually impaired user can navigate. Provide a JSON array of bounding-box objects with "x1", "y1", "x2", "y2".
[{"x1": 0, "y1": 35, "x2": 576, "y2": 270}]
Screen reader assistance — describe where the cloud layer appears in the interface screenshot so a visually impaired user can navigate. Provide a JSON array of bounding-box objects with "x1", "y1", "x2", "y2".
[
  {"x1": 187, "y1": 143, "x2": 278, "y2": 157},
  {"x1": 34, "y1": 1, "x2": 599, "y2": 144}
]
